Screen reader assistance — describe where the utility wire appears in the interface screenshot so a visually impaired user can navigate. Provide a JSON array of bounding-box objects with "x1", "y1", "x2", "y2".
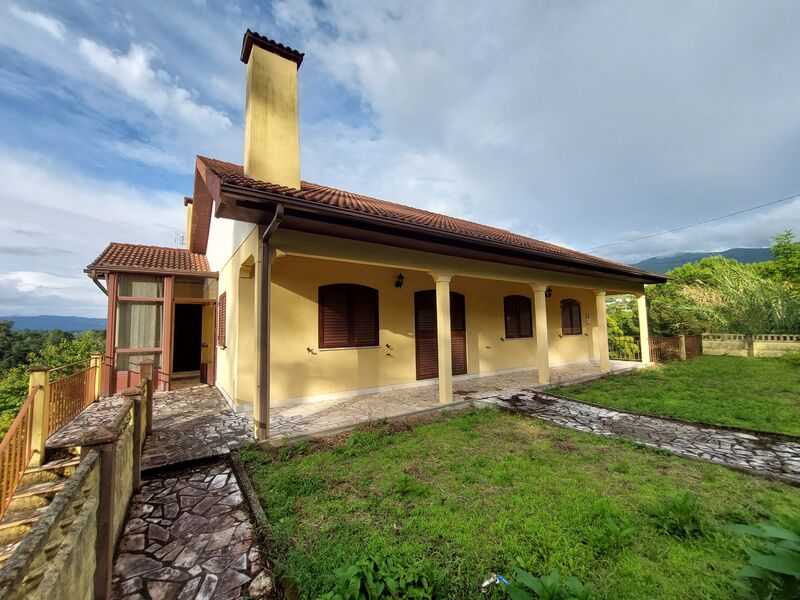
[{"x1": 585, "y1": 192, "x2": 800, "y2": 251}]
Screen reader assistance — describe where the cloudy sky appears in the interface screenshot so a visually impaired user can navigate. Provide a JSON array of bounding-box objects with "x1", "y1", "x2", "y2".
[{"x1": 1, "y1": 0, "x2": 800, "y2": 317}]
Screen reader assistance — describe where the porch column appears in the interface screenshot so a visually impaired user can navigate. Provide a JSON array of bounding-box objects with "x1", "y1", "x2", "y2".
[
  {"x1": 432, "y1": 273, "x2": 453, "y2": 403},
  {"x1": 531, "y1": 284, "x2": 550, "y2": 385},
  {"x1": 594, "y1": 290, "x2": 610, "y2": 373},
  {"x1": 636, "y1": 293, "x2": 651, "y2": 364}
]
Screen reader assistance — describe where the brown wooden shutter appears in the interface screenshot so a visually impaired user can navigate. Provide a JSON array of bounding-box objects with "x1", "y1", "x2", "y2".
[
  {"x1": 217, "y1": 292, "x2": 227, "y2": 347},
  {"x1": 352, "y1": 286, "x2": 379, "y2": 346},
  {"x1": 319, "y1": 284, "x2": 379, "y2": 348},
  {"x1": 450, "y1": 292, "x2": 467, "y2": 376},
  {"x1": 518, "y1": 296, "x2": 533, "y2": 337},
  {"x1": 504, "y1": 295, "x2": 532, "y2": 338},
  {"x1": 319, "y1": 285, "x2": 351, "y2": 348},
  {"x1": 414, "y1": 290, "x2": 438, "y2": 380},
  {"x1": 504, "y1": 296, "x2": 519, "y2": 339},
  {"x1": 561, "y1": 299, "x2": 582, "y2": 335}
]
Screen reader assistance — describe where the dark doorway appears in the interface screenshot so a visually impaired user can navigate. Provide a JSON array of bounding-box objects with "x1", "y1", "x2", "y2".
[
  {"x1": 172, "y1": 304, "x2": 202, "y2": 373},
  {"x1": 414, "y1": 290, "x2": 467, "y2": 380}
]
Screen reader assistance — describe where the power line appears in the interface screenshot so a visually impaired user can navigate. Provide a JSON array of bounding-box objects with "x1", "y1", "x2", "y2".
[{"x1": 585, "y1": 192, "x2": 800, "y2": 251}]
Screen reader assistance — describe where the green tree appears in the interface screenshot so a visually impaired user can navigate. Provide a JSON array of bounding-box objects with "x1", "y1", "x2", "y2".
[
  {"x1": 759, "y1": 230, "x2": 800, "y2": 293},
  {"x1": 0, "y1": 330, "x2": 105, "y2": 437},
  {"x1": 682, "y1": 260, "x2": 800, "y2": 340}
]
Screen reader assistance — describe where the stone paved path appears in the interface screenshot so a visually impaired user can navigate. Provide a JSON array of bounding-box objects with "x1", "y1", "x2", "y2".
[
  {"x1": 484, "y1": 391, "x2": 800, "y2": 483},
  {"x1": 143, "y1": 386, "x2": 252, "y2": 470},
  {"x1": 112, "y1": 460, "x2": 272, "y2": 600}
]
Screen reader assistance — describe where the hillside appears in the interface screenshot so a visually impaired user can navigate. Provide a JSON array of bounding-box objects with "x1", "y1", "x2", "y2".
[
  {"x1": 0, "y1": 315, "x2": 106, "y2": 332},
  {"x1": 631, "y1": 247, "x2": 773, "y2": 274}
]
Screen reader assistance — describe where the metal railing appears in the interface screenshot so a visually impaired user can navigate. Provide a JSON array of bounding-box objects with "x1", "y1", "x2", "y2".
[
  {"x1": 48, "y1": 361, "x2": 98, "y2": 436},
  {"x1": 0, "y1": 388, "x2": 37, "y2": 518}
]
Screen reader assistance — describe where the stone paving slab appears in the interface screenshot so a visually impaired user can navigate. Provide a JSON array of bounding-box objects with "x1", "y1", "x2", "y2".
[
  {"x1": 482, "y1": 391, "x2": 800, "y2": 483},
  {"x1": 142, "y1": 387, "x2": 252, "y2": 470},
  {"x1": 111, "y1": 460, "x2": 272, "y2": 600}
]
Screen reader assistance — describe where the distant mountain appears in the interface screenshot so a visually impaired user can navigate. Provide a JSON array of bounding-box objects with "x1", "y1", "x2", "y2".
[
  {"x1": 631, "y1": 247, "x2": 774, "y2": 274},
  {"x1": 0, "y1": 316, "x2": 106, "y2": 332}
]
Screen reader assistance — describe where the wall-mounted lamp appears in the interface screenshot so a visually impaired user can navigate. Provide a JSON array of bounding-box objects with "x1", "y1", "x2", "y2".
[
  {"x1": 545, "y1": 287, "x2": 553, "y2": 298},
  {"x1": 395, "y1": 273, "x2": 405, "y2": 288}
]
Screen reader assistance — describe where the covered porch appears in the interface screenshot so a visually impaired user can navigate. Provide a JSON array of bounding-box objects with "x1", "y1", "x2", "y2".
[
  {"x1": 270, "y1": 359, "x2": 645, "y2": 439},
  {"x1": 140, "y1": 359, "x2": 644, "y2": 467}
]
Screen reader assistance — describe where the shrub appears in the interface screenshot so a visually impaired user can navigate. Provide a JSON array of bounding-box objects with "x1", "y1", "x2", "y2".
[
  {"x1": 504, "y1": 568, "x2": 594, "y2": 600},
  {"x1": 650, "y1": 492, "x2": 705, "y2": 538},
  {"x1": 726, "y1": 520, "x2": 800, "y2": 599},
  {"x1": 316, "y1": 550, "x2": 445, "y2": 599}
]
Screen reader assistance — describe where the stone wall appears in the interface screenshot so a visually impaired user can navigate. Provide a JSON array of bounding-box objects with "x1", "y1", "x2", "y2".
[
  {"x1": 702, "y1": 333, "x2": 800, "y2": 357},
  {"x1": 0, "y1": 451, "x2": 100, "y2": 600},
  {"x1": 0, "y1": 383, "x2": 150, "y2": 600},
  {"x1": 113, "y1": 411, "x2": 134, "y2": 544}
]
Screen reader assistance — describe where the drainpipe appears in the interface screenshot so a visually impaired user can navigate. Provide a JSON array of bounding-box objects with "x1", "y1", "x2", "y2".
[{"x1": 257, "y1": 203, "x2": 284, "y2": 439}]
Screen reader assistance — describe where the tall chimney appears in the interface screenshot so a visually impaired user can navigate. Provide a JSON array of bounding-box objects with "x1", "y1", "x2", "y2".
[{"x1": 240, "y1": 30, "x2": 304, "y2": 189}]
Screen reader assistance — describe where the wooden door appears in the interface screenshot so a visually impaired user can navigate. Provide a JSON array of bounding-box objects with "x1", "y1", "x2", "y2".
[{"x1": 414, "y1": 290, "x2": 467, "y2": 380}]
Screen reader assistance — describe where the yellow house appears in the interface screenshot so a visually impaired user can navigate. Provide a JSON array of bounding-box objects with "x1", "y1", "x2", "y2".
[{"x1": 88, "y1": 30, "x2": 665, "y2": 439}]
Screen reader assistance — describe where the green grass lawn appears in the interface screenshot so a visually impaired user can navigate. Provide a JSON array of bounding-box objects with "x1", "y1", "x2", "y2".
[
  {"x1": 558, "y1": 355, "x2": 800, "y2": 437},
  {"x1": 241, "y1": 409, "x2": 799, "y2": 599}
]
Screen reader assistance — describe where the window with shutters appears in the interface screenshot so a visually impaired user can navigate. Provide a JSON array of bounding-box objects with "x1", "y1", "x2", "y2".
[
  {"x1": 503, "y1": 295, "x2": 533, "y2": 339},
  {"x1": 318, "y1": 284, "x2": 379, "y2": 348},
  {"x1": 217, "y1": 292, "x2": 227, "y2": 347},
  {"x1": 560, "y1": 298, "x2": 582, "y2": 335}
]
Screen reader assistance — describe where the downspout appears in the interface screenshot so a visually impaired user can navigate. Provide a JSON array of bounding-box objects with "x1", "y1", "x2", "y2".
[{"x1": 257, "y1": 203, "x2": 284, "y2": 439}]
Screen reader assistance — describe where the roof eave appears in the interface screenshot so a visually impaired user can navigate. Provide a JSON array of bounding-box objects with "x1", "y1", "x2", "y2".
[{"x1": 215, "y1": 181, "x2": 667, "y2": 285}]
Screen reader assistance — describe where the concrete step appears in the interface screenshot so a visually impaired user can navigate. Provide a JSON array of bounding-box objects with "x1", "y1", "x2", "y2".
[
  {"x1": 0, "y1": 507, "x2": 47, "y2": 546},
  {"x1": 6, "y1": 480, "x2": 66, "y2": 513},
  {"x1": 19, "y1": 457, "x2": 80, "y2": 488}
]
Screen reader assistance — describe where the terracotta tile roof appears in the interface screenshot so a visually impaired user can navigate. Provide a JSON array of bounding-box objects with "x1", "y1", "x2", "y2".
[
  {"x1": 198, "y1": 156, "x2": 655, "y2": 278},
  {"x1": 86, "y1": 243, "x2": 212, "y2": 275},
  {"x1": 240, "y1": 29, "x2": 304, "y2": 67}
]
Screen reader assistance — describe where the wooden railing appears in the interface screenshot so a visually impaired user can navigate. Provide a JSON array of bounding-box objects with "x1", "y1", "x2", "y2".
[
  {"x1": 48, "y1": 361, "x2": 99, "y2": 436},
  {"x1": 649, "y1": 336, "x2": 684, "y2": 362},
  {"x1": 0, "y1": 388, "x2": 37, "y2": 519}
]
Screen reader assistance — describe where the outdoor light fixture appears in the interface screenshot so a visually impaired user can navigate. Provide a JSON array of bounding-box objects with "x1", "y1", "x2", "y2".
[
  {"x1": 545, "y1": 287, "x2": 553, "y2": 298},
  {"x1": 395, "y1": 273, "x2": 405, "y2": 288}
]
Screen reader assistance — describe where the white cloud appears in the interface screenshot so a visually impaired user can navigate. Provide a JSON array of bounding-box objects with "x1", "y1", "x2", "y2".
[
  {"x1": 77, "y1": 39, "x2": 233, "y2": 131},
  {"x1": 0, "y1": 147, "x2": 186, "y2": 316},
  {"x1": 107, "y1": 140, "x2": 192, "y2": 173},
  {"x1": 8, "y1": 4, "x2": 65, "y2": 40}
]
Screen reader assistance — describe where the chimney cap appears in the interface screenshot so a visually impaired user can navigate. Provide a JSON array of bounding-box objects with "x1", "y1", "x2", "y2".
[{"x1": 240, "y1": 29, "x2": 304, "y2": 68}]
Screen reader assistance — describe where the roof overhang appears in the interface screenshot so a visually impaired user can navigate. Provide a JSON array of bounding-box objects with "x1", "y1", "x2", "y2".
[{"x1": 194, "y1": 159, "x2": 666, "y2": 285}]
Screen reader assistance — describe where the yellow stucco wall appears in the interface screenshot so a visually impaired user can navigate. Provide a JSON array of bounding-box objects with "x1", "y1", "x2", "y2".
[
  {"x1": 244, "y1": 45, "x2": 300, "y2": 188},
  {"x1": 209, "y1": 227, "x2": 642, "y2": 408},
  {"x1": 268, "y1": 255, "x2": 606, "y2": 404},
  {"x1": 214, "y1": 225, "x2": 261, "y2": 407}
]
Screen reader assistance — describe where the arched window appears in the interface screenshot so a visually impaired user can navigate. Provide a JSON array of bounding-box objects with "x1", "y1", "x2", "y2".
[
  {"x1": 318, "y1": 284, "x2": 379, "y2": 348},
  {"x1": 560, "y1": 299, "x2": 582, "y2": 335},
  {"x1": 503, "y1": 295, "x2": 533, "y2": 338}
]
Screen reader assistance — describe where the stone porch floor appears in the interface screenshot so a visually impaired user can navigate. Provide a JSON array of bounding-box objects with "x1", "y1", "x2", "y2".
[
  {"x1": 269, "y1": 360, "x2": 641, "y2": 438},
  {"x1": 137, "y1": 360, "x2": 641, "y2": 468}
]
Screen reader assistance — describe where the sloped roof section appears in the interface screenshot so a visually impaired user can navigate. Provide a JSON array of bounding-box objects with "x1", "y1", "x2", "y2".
[
  {"x1": 86, "y1": 243, "x2": 213, "y2": 275},
  {"x1": 197, "y1": 156, "x2": 662, "y2": 281}
]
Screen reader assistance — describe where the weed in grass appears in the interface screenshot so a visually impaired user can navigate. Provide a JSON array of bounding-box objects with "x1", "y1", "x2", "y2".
[
  {"x1": 316, "y1": 549, "x2": 446, "y2": 599},
  {"x1": 726, "y1": 517, "x2": 800, "y2": 599},
  {"x1": 388, "y1": 473, "x2": 431, "y2": 499},
  {"x1": 504, "y1": 568, "x2": 594, "y2": 600},
  {"x1": 651, "y1": 492, "x2": 706, "y2": 538},
  {"x1": 611, "y1": 461, "x2": 630, "y2": 474}
]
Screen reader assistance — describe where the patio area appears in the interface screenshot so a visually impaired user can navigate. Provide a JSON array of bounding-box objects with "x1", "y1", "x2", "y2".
[{"x1": 138, "y1": 360, "x2": 642, "y2": 468}]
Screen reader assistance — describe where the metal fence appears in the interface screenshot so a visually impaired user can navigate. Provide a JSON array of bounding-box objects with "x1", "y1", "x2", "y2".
[
  {"x1": 48, "y1": 360, "x2": 99, "y2": 436},
  {"x1": 0, "y1": 388, "x2": 37, "y2": 518},
  {"x1": 610, "y1": 334, "x2": 702, "y2": 363}
]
